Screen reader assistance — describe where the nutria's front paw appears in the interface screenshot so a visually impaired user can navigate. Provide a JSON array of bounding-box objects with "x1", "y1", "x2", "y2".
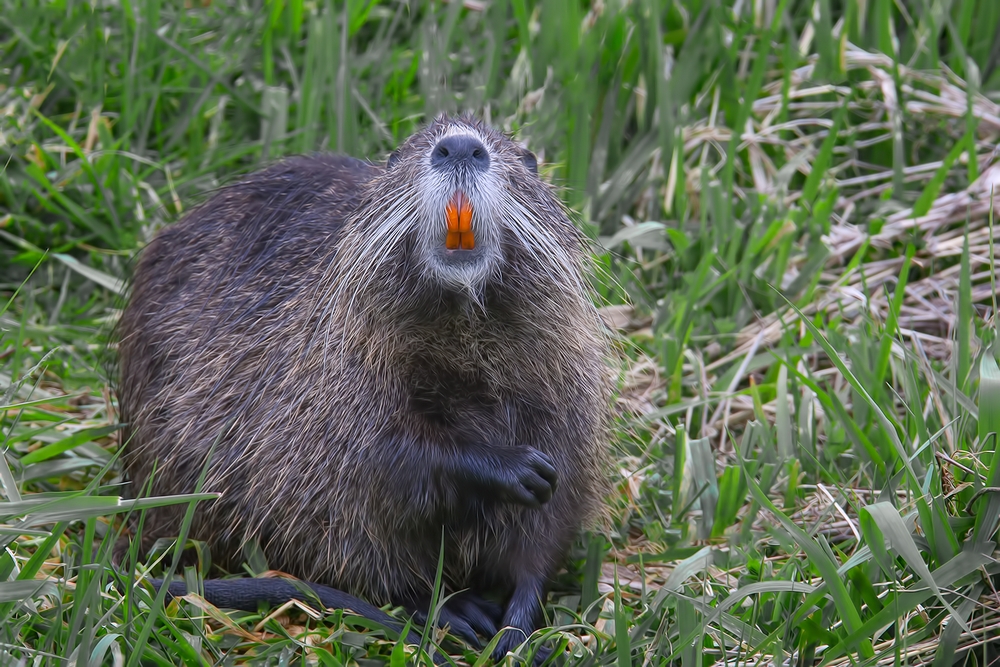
[{"x1": 502, "y1": 447, "x2": 558, "y2": 508}]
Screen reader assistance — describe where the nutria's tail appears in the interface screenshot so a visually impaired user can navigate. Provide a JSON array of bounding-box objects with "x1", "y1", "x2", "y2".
[{"x1": 149, "y1": 577, "x2": 425, "y2": 648}]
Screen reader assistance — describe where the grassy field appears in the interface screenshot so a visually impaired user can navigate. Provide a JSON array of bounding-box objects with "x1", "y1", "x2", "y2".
[{"x1": 3, "y1": 0, "x2": 1000, "y2": 664}]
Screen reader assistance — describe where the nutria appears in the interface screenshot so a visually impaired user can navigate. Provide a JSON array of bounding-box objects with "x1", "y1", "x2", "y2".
[{"x1": 115, "y1": 115, "x2": 612, "y2": 661}]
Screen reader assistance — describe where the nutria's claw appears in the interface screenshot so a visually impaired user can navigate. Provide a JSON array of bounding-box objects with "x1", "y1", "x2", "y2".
[
  {"x1": 438, "y1": 610, "x2": 482, "y2": 648},
  {"x1": 507, "y1": 447, "x2": 558, "y2": 508},
  {"x1": 408, "y1": 591, "x2": 501, "y2": 648},
  {"x1": 448, "y1": 591, "x2": 502, "y2": 637}
]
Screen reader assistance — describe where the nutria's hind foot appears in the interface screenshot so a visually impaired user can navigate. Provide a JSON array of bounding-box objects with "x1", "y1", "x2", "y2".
[
  {"x1": 446, "y1": 591, "x2": 503, "y2": 638},
  {"x1": 491, "y1": 575, "x2": 547, "y2": 663},
  {"x1": 405, "y1": 590, "x2": 502, "y2": 648}
]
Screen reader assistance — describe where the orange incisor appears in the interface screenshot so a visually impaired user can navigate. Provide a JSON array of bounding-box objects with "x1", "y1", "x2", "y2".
[{"x1": 445, "y1": 191, "x2": 474, "y2": 250}]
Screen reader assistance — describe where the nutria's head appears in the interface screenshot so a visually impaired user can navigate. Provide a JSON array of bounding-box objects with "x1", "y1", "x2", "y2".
[{"x1": 330, "y1": 116, "x2": 587, "y2": 315}]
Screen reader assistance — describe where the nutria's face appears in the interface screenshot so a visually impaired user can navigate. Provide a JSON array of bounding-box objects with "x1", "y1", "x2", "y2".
[{"x1": 349, "y1": 116, "x2": 581, "y2": 294}]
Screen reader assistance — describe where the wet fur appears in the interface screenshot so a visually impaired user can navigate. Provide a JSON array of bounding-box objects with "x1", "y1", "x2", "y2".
[{"x1": 116, "y1": 116, "x2": 611, "y2": 659}]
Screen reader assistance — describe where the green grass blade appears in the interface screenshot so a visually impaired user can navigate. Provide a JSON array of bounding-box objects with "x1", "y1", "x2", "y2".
[
  {"x1": 613, "y1": 567, "x2": 630, "y2": 667},
  {"x1": 931, "y1": 582, "x2": 984, "y2": 667},
  {"x1": 859, "y1": 502, "x2": 971, "y2": 633},
  {"x1": 18, "y1": 424, "x2": 122, "y2": 466},
  {"x1": 824, "y1": 548, "x2": 992, "y2": 661},
  {"x1": 958, "y1": 225, "x2": 973, "y2": 392},
  {"x1": 972, "y1": 351, "x2": 1000, "y2": 547},
  {"x1": 775, "y1": 288, "x2": 921, "y2": 491},
  {"x1": 874, "y1": 245, "x2": 915, "y2": 385},
  {"x1": 741, "y1": 456, "x2": 873, "y2": 658},
  {"x1": 0, "y1": 580, "x2": 59, "y2": 604},
  {"x1": 801, "y1": 104, "x2": 846, "y2": 206},
  {"x1": 912, "y1": 133, "x2": 969, "y2": 217},
  {"x1": 776, "y1": 362, "x2": 793, "y2": 462}
]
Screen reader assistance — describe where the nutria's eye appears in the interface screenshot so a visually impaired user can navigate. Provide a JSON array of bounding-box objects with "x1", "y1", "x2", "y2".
[
  {"x1": 387, "y1": 150, "x2": 401, "y2": 170},
  {"x1": 520, "y1": 150, "x2": 538, "y2": 174}
]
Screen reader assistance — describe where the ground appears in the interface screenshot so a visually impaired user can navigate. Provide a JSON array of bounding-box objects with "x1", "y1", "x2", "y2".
[{"x1": 2, "y1": 1, "x2": 1000, "y2": 665}]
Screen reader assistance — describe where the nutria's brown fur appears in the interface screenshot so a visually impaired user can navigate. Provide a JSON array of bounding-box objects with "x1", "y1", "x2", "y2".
[{"x1": 115, "y1": 115, "x2": 612, "y2": 660}]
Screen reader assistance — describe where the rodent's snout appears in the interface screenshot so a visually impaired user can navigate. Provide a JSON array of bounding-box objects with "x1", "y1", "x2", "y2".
[{"x1": 430, "y1": 135, "x2": 490, "y2": 173}]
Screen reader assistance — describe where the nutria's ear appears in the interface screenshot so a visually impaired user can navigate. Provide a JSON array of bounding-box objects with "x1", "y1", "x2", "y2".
[
  {"x1": 519, "y1": 149, "x2": 538, "y2": 175},
  {"x1": 386, "y1": 150, "x2": 401, "y2": 170}
]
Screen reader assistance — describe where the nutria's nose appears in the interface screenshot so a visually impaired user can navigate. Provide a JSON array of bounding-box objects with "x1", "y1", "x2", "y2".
[{"x1": 430, "y1": 135, "x2": 490, "y2": 172}]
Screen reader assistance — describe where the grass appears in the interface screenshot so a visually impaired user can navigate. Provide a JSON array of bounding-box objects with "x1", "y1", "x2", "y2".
[{"x1": 2, "y1": 0, "x2": 1000, "y2": 664}]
